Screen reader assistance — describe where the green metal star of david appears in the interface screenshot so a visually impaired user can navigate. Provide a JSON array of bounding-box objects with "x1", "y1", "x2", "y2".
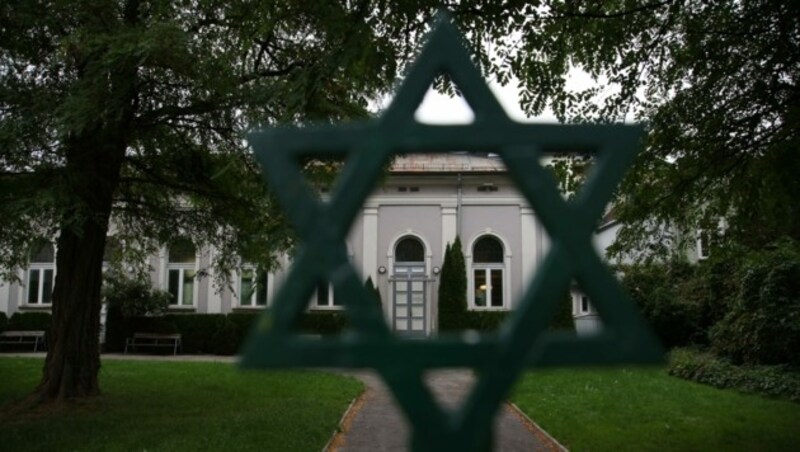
[{"x1": 241, "y1": 14, "x2": 663, "y2": 451}]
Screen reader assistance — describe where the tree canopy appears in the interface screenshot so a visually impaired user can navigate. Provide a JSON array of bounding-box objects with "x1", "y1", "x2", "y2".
[
  {"x1": 2, "y1": 0, "x2": 796, "y2": 400},
  {"x1": 0, "y1": 0, "x2": 552, "y2": 402},
  {"x1": 501, "y1": 1, "x2": 799, "y2": 258}
]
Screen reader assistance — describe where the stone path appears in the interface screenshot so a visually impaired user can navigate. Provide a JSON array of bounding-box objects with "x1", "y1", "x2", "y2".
[{"x1": 330, "y1": 370, "x2": 565, "y2": 452}]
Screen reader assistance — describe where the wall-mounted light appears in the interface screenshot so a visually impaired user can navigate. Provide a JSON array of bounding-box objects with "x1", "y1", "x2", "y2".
[
  {"x1": 432, "y1": 266, "x2": 441, "y2": 275},
  {"x1": 378, "y1": 266, "x2": 387, "y2": 274}
]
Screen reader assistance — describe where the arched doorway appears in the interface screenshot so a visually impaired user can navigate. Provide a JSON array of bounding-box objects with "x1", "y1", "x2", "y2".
[{"x1": 393, "y1": 236, "x2": 427, "y2": 336}]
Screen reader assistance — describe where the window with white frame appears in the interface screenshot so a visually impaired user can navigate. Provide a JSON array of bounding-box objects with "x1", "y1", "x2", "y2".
[
  {"x1": 239, "y1": 267, "x2": 268, "y2": 307},
  {"x1": 471, "y1": 236, "x2": 506, "y2": 309},
  {"x1": 27, "y1": 243, "x2": 55, "y2": 305},
  {"x1": 313, "y1": 282, "x2": 341, "y2": 309},
  {"x1": 166, "y1": 239, "x2": 196, "y2": 306}
]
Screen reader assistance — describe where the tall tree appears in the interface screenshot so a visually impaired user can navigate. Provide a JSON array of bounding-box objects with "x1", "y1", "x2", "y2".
[
  {"x1": 493, "y1": 1, "x2": 800, "y2": 258},
  {"x1": 0, "y1": 0, "x2": 559, "y2": 403},
  {"x1": 438, "y1": 237, "x2": 467, "y2": 331}
]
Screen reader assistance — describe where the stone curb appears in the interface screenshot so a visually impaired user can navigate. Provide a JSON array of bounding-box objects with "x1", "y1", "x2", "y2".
[
  {"x1": 323, "y1": 394, "x2": 362, "y2": 452},
  {"x1": 507, "y1": 402, "x2": 569, "y2": 451}
]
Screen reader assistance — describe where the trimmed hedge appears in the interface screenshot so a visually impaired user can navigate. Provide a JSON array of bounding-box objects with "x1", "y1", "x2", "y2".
[
  {"x1": 165, "y1": 314, "x2": 227, "y2": 354},
  {"x1": 8, "y1": 312, "x2": 52, "y2": 332},
  {"x1": 104, "y1": 310, "x2": 347, "y2": 355},
  {"x1": 294, "y1": 311, "x2": 348, "y2": 335},
  {"x1": 461, "y1": 311, "x2": 508, "y2": 331},
  {"x1": 669, "y1": 348, "x2": 800, "y2": 403}
]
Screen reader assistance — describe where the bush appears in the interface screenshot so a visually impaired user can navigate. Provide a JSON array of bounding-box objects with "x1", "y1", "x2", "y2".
[
  {"x1": 165, "y1": 314, "x2": 227, "y2": 354},
  {"x1": 549, "y1": 291, "x2": 575, "y2": 331},
  {"x1": 668, "y1": 348, "x2": 800, "y2": 403},
  {"x1": 619, "y1": 261, "x2": 703, "y2": 348},
  {"x1": 711, "y1": 242, "x2": 800, "y2": 365},
  {"x1": 438, "y1": 238, "x2": 468, "y2": 331},
  {"x1": 227, "y1": 312, "x2": 260, "y2": 336},
  {"x1": 461, "y1": 311, "x2": 508, "y2": 331},
  {"x1": 8, "y1": 312, "x2": 52, "y2": 331},
  {"x1": 212, "y1": 318, "x2": 241, "y2": 355},
  {"x1": 103, "y1": 272, "x2": 170, "y2": 318},
  {"x1": 365, "y1": 277, "x2": 382, "y2": 305},
  {"x1": 0, "y1": 312, "x2": 8, "y2": 332},
  {"x1": 102, "y1": 272, "x2": 172, "y2": 352},
  {"x1": 294, "y1": 311, "x2": 347, "y2": 335}
]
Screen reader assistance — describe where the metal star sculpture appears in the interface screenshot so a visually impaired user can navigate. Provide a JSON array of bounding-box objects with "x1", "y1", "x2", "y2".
[{"x1": 241, "y1": 14, "x2": 663, "y2": 452}]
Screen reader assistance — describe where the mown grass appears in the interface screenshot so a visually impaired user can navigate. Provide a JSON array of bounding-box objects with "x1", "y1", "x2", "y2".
[
  {"x1": 512, "y1": 366, "x2": 800, "y2": 451},
  {"x1": 0, "y1": 357, "x2": 361, "y2": 452}
]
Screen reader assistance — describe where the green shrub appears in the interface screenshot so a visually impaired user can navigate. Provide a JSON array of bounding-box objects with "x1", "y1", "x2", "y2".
[
  {"x1": 165, "y1": 314, "x2": 227, "y2": 354},
  {"x1": 549, "y1": 290, "x2": 575, "y2": 331},
  {"x1": 669, "y1": 348, "x2": 800, "y2": 403},
  {"x1": 619, "y1": 261, "x2": 703, "y2": 348},
  {"x1": 294, "y1": 311, "x2": 347, "y2": 335},
  {"x1": 438, "y1": 238, "x2": 468, "y2": 331},
  {"x1": 462, "y1": 311, "x2": 508, "y2": 331},
  {"x1": 365, "y1": 276, "x2": 381, "y2": 305},
  {"x1": 102, "y1": 272, "x2": 172, "y2": 352},
  {"x1": 0, "y1": 312, "x2": 8, "y2": 332},
  {"x1": 212, "y1": 318, "x2": 241, "y2": 355},
  {"x1": 227, "y1": 312, "x2": 260, "y2": 335},
  {"x1": 103, "y1": 272, "x2": 170, "y2": 318},
  {"x1": 711, "y1": 242, "x2": 800, "y2": 365},
  {"x1": 8, "y1": 312, "x2": 52, "y2": 331}
]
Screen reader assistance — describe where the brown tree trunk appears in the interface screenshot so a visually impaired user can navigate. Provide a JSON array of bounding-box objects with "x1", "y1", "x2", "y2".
[
  {"x1": 34, "y1": 0, "x2": 141, "y2": 402},
  {"x1": 34, "y1": 131, "x2": 126, "y2": 401},
  {"x1": 36, "y1": 213, "x2": 109, "y2": 400}
]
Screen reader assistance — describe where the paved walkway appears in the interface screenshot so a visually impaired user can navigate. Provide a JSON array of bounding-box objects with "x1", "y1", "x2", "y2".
[{"x1": 330, "y1": 370, "x2": 564, "y2": 452}]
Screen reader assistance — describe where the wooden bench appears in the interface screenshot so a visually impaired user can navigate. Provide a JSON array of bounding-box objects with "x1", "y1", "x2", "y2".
[
  {"x1": 0, "y1": 330, "x2": 46, "y2": 352},
  {"x1": 124, "y1": 333, "x2": 182, "y2": 356}
]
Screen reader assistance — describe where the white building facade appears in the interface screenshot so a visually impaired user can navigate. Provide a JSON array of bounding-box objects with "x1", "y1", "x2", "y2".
[{"x1": 1, "y1": 154, "x2": 616, "y2": 336}]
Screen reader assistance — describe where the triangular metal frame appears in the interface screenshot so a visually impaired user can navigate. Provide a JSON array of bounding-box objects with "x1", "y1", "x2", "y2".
[{"x1": 241, "y1": 14, "x2": 663, "y2": 451}]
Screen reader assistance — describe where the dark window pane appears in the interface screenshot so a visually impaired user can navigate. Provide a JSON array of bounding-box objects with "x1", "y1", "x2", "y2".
[
  {"x1": 168, "y1": 269, "x2": 180, "y2": 304},
  {"x1": 473, "y1": 236, "x2": 503, "y2": 263},
  {"x1": 43, "y1": 269, "x2": 54, "y2": 304},
  {"x1": 316, "y1": 283, "x2": 329, "y2": 306},
  {"x1": 30, "y1": 243, "x2": 54, "y2": 263},
  {"x1": 474, "y1": 269, "x2": 487, "y2": 307},
  {"x1": 240, "y1": 269, "x2": 254, "y2": 306},
  {"x1": 168, "y1": 238, "x2": 196, "y2": 263},
  {"x1": 581, "y1": 296, "x2": 589, "y2": 313},
  {"x1": 182, "y1": 270, "x2": 195, "y2": 306},
  {"x1": 395, "y1": 237, "x2": 424, "y2": 262},
  {"x1": 28, "y1": 269, "x2": 40, "y2": 304},
  {"x1": 490, "y1": 269, "x2": 503, "y2": 307},
  {"x1": 256, "y1": 271, "x2": 268, "y2": 306}
]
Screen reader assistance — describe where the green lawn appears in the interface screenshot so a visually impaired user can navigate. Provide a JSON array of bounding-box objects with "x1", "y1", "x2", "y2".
[
  {"x1": 0, "y1": 357, "x2": 362, "y2": 452},
  {"x1": 512, "y1": 367, "x2": 800, "y2": 451}
]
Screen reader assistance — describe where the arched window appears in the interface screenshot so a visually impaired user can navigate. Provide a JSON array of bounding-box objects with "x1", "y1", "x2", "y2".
[
  {"x1": 27, "y1": 242, "x2": 54, "y2": 305},
  {"x1": 167, "y1": 238, "x2": 196, "y2": 306},
  {"x1": 395, "y1": 237, "x2": 424, "y2": 263},
  {"x1": 471, "y1": 236, "x2": 506, "y2": 309}
]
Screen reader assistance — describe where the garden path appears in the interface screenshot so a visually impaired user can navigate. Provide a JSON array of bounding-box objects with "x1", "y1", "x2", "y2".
[{"x1": 329, "y1": 369, "x2": 565, "y2": 452}]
